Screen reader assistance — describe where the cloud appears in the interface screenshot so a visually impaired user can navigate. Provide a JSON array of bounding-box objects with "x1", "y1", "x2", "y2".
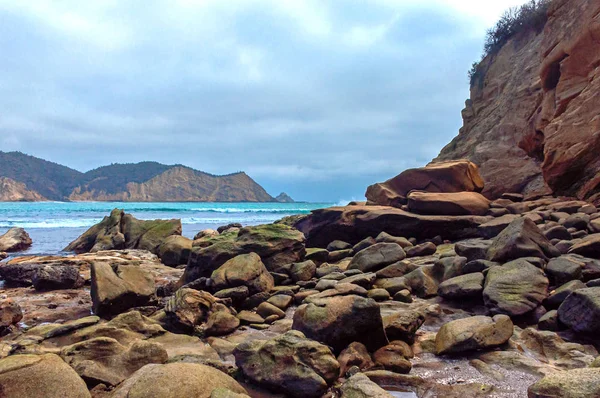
[{"x1": 0, "y1": 0, "x2": 526, "y2": 202}]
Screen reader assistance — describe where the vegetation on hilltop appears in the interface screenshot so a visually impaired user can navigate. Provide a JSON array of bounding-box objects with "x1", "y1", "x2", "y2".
[{"x1": 469, "y1": 0, "x2": 551, "y2": 87}]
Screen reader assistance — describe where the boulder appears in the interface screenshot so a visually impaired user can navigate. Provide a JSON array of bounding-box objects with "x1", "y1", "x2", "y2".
[
  {"x1": 365, "y1": 161, "x2": 484, "y2": 207},
  {"x1": 194, "y1": 229, "x2": 219, "y2": 240},
  {"x1": 545, "y1": 280, "x2": 586, "y2": 308},
  {"x1": 91, "y1": 261, "x2": 156, "y2": 317},
  {"x1": 339, "y1": 373, "x2": 395, "y2": 398},
  {"x1": 183, "y1": 224, "x2": 305, "y2": 283},
  {"x1": 234, "y1": 331, "x2": 339, "y2": 398},
  {"x1": 558, "y1": 287, "x2": 600, "y2": 334},
  {"x1": 569, "y1": 234, "x2": 600, "y2": 259},
  {"x1": 0, "y1": 353, "x2": 91, "y2": 398},
  {"x1": 478, "y1": 214, "x2": 521, "y2": 239},
  {"x1": 348, "y1": 243, "x2": 406, "y2": 273},
  {"x1": 438, "y1": 273, "x2": 485, "y2": 299},
  {"x1": 407, "y1": 191, "x2": 490, "y2": 216},
  {"x1": 0, "y1": 299, "x2": 23, "y2": 334},
  {"x1": 289, "y1": 260, "x2": 317, "y2": 282},
  {"x1": 158, "y1": 235, "x2": 192, "y2": 266},
  {"x1": 372, "y1": 343, "x2": 412, "y2": 373},
  {"x1": 487, "y1": 218, "x2": 560, "y2": 262},
  {"x1": 64, "y1": 209, "x2": 181, "y2": 255},
  {"x1": 405, "y1": 242, "x2": 437, "y2": 258},
  {"x1": 164, "y1": 288, "x2": 216, "y2": 332},
  {"x1": 293, "y1": 295, "x2": 388, "y2": 353},
  {"x1": 60, "y1": 337, "x2": 168, "y2": 387},
  {"x1": 375, "y1": 232, "x2": 413, "y2": 248},
  {"x1": 455, "y1": 239, "x2": 492, "y2": 262},
  {"x1": 337, "y1": 342, "x2": 375, "y2": 377},
  {"x1": 295, "y1": 205, "x2": 489, "y2": 248},
  {"x1": 435, "y1": 315, "x2": 513, "y2": 355},
  {"x1": 211, "y1": 253, "x2": 274, "y2": 295},
  {"x1": 483, "y1": 259, "x2": 549, "y2": 316},
  {"x1": 382, "y1": 310, "x2": 425, "y2": 343},
  {"x1": 32, "y1": 265, "x2": 83, "y2": 291},
  {"x1": 327, "y1": 240, "x2": 352, "y2": 251},
  {"x1": 0, "y1": 227, "x2": 32, "y2": 252},
  {"x1": 545, "y1": 256, "x2": 583, "y2": 286},
  {"x1": 111, "y1": 362, "x2": 247, "y2": 398},
  {"x1": 528, "y1": 368, "x2": 600, "y2": 398}
]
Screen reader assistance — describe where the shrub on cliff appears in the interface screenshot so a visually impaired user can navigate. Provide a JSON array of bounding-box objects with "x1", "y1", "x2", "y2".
[{"x1": 469, "y1": 0, "x2": 550, "y2": 87}]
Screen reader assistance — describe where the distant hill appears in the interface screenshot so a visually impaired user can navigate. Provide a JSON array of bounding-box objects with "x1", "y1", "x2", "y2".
[
  {"x1": 0, "y1": 151, "x2": 276, "y2": 202},
  {"x1": 275, "y1": 192, "x2": 295, "y2": 203}
]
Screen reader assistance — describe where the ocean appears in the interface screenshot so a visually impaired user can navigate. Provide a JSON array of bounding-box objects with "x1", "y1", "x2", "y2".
[{"x1": 0, "y1": 202, "x2": 333, "y2": 256}]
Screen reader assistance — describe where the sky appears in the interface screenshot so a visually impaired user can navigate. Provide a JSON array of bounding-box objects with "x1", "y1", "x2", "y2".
[{"x1": 0, "y1": 0, "x2": 527, "y2": 202}]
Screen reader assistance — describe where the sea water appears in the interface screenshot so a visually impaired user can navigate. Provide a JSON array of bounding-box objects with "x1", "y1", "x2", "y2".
[{"x1": 0, "y1": 201, "x2": 332, "y2": 256}]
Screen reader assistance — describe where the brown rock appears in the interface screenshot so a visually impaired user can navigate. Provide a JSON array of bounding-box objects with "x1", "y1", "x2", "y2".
[
  {"x1": 0, "y1": 227, "x2": 32, "y2": 252},
  {"x1": 0, "y1": 299, "x2": 23, "y2": 334},
  {"x1": 365, "y1": 161, "x2": 484, "y2": 207},
  {"x1": 435, "y1": 315, "x2": 513, "y2": 355},
  {"x1": 211, "y1": 253, "x2": 274, "y2": 295},
  {"x1": 337, "y1": 342, "x2": 375, "y2": 377},
  {"x1": 407, "y1": 191, "x2": 490, "y2": 216}
]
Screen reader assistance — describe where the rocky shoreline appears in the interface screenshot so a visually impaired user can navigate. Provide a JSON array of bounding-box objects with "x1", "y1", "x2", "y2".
[{"x1": 1, "y1": 162, "x2": 600, "y2": 397}]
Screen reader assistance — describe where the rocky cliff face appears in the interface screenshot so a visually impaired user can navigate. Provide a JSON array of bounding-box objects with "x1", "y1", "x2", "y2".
[
  {"x1": 68, "y1": 167, "x2": 275, "y2": 202},
  {"x1": 0, "y1": 177, "x2": 46, "y2": 201},
  {"x1": 436, "y1": 0, "x2": 600, "y2": 203}
]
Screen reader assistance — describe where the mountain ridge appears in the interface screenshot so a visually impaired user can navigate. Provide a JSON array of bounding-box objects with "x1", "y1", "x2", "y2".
[{"x1": 0, "y1": 151, "x2": 276, "y2": 202}]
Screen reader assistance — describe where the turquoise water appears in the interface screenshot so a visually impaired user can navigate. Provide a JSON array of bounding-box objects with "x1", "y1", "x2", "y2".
[{"x1": 0, "y1": 202, "x2": 332, "y2": 255}]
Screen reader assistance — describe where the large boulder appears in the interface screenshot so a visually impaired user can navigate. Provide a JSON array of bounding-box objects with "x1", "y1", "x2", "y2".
[
  {"x1": 295, "y1": 205, "x2": 488, "y2": 247},
  {"x1": 111, "y1": 362, "x2": 247, "y2": 398},
  {"x1": 339, "y1": 373, "x2": 395, "y2": 398},
  {"x1": 438, "y1": 272, "x2": 485, "y2": 299},
  {"x1": 348, "y1": 243, "x2": 406, "y2": 273},
  {"x1": 234, "y1": 331, "x2": 339, "y2": 398},
  {"x1": 569, "y1": 234, "x2": 600, "y2": 259},
  {"x1": 211, "y1": 253, "x2": 274, "y2": 295},
  {"x1": 486, "y1": 217, "x2": 560, "y2": 262},
  {"x1": 483, "y1": 259, "x2": 549, "y2": 316},
  {"x1": 407, "y1": 191, "x2": 490, "y2": 216},
  {"x1": 0, "y1": 227, "x2": 32, "y2": 252},
  {"x1": 158, "y1": 235, "x2": 192, "y2": 266},
  {"x1": 292, "y1": 295, "x2": 388, "y2": 353},
  {"x1": 0, "y1": 353, "x2": 91, "y2": 398},
  {"x1": 91, "y1": 261, "x2": 156, "y2": 317},
  {"x1": 60, "y1": 337, "x2": 168, "y2": 387},
  {"x1": 527, "y1": 368, "x2": 600, "y2": 398},
  {"x1": 365, "y1": 161, "x2": 484, "y2": 207},
  {"x1": 183, "y1": 224, "x2": 305, "y2": 283},
  {"x1": 557, "y1": 287, "x2": 600, "y2": 334},
  {"x1": 435, "y1": 315, "x2": 513, "y2": 355},
  {"x1": 64, "y1": 209, "x2": 181, "y2": 255}
]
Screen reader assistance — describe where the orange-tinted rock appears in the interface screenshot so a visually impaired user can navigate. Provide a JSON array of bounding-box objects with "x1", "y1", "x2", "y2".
[
  {"x1": 407, "y1": 191, "x2": 490, "y2": 216},
  {"x1": 435, "y1": 0, "x2": 600, "y2": 202},
  {"x1": 365, "y1": 161, "x2": 484, "y2": 207}
]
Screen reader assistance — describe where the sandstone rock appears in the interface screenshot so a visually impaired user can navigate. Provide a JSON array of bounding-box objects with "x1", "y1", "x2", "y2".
[
  {"x1": 487, "y1": 217, "x2": 560, "y2": 262},
  {"x1": 483, "y1": 259, "x2": 549, "y2": 316},
  {"x1": 438, "y1": 272, "x2": 484, "y2": 299},
  {"x1": 111, "y1": 362, "x2": 247, "y2": 398},
  {"x1": 478, "y1": 215, "x2": 521, "y2": 239},
  {"x1": 211, "y1": 253, "x2": 274, "y2": 295},
  {"x1": 0, "y1": 299, "x2": 23, "y2": 334},
  {"x1": 295, "y1": 205, "x2": 489, "y2": 247},
  {"x1": 158, "y1": 235, "x2": 192, "y2": 266},
  {"x1": 528, "y1": 368, "x2": 600, "y2": 398},
  {"x1": 546, "y1": 280, "x2": 586, "y2": 308},
  {"x1": 194, "y1": 229, "x2": 219, "y2": 240},
  {"x1": 353, "y1": 237, "x2": 377, "y2": 253},
  {"x1": 538, "y1": 310, "x2": 560, "y2": 331},
  {"x1": 293, "y1": 295, "x2": 388, "y2": 353},
  {"x1": 64, "y1": 209, "x2": 181, "y2": 254},
  {"x1": 217, "y1": 223, "x2": 242, "y2": 234},
  {"x1": 558, "y1": 287, "x2": 600, "y2": 334},
  {"x1": 383, "y1": 310, "x2": 425, "y2": 343},
  {"x1": 375, "y1": 260, "x2": 418, "y2": 278},
  {"x1": 367, "y1": 288, "x2": 390, "y2": 302},
  {"x1": 375, "y1": 232, "x2": 413, "y2": 248},
  {"x1": 204, "y1": 307, "x2": 240, "y2": 336},
  {"x1": 406, "y1": 242, "x2": 437, "y2": 258},
  {"x1": 455, "y1": 239, "x2": 492, "y2": 262},
  {"x1": 569, "y1": 234, "x2": 600, "y2": 259},
  {"x1": 545, "y1": 256, "x2": 583, "y2": 286},
  {"x1": 348, "y1": 243, "x2": 405, "y2": 273},
  {"x1": 60, "y1": 337, "x2": 168, "y2": 386},
  {"x1": 32, "y1": 265, "x2": 83, "y2": 291},
  {"x1": 164, "y1": 288, "x2": 217, "y2": 333},
  {"x1": 339, "y1": 373, "x2": 394, "y2": 398},
  {"x1": 373, "y1": 343, "x2": 412, "y2": 374},
  {"x1": 435, "y1": 315, "x2": 513, "y2": 355},
  {"x1": 365, "y1": 161, "x2": 484, "y2": 207},
  {"x1": 267, "y1": 294, "x2": 293, "y2": 310},
  {"x1": 0, "y1": 353, "x2": 91, "y2": 398},
  {"x1": 91, "y1": 261, "x2": 156, "y2": 317},
  {"x1": 0, "y1": 227, "x2": 32, "y2": 252},
  {"x1": 234, "y1": 331, "x2": 339, "y2": 398},
  {"x1": 337, "y1": 342, "x2": 375, "y2": 377},
  {"x1": 289, "y1": 260, "x2": 317, "y2": 282},
  {"x1": 407, "y1": 191, "x2": 490, "y2": 216},
  {"x1": 184, "y1": 224, "x2": 305, "y2": 282},
  {"x1": 327, "y1": 240, "x2": 352, "y2": 251}
]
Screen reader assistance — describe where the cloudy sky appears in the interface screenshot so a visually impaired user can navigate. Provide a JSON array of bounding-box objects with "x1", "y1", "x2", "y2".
[{"x1": 0, "y1": 0, "x2": 526, "y2": 202}]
